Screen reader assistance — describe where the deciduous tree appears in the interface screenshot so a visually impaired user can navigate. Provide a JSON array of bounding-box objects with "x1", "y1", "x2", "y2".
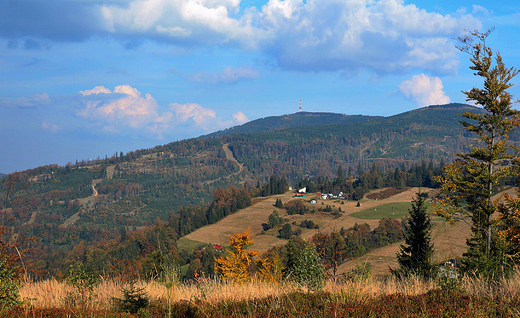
[
  {"x1": 312, "y1": 231, "x2": 348, "y2": 282},
  {"x1": 215, "y1": 228, "x2": 259, "y2": 283}
]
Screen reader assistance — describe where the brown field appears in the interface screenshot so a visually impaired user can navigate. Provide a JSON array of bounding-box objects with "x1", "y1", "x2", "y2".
[{"x1": 181, "y1": 187, "x2": 472, "y2": 276}]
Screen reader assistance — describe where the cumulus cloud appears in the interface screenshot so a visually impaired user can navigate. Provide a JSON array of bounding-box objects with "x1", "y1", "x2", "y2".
[
  {"x1": 169, "y1": 102, "x2": 248, "y2": 131},
  {"x1": 0, "y1": 93, "x2": 52, "y2": 108},
  {"x1": 190, "y1": 66, "x2": 259, "y2": 83},
  {"x1": 232, "y1": 111, "x2": 248, "y2": 123},
  {"x1": 77, "y1": 85, "x2": 248, "y2": 136},
  {"x1": 78, "y1": 85, "x2": 164, "y2": 130},
  {"x1": 255, "y1": 0, "x2": 481, "y2": 73},
  {"x1": 170, "y1": 102, "x2": 217, "y2": 126},
  {"x1": 1, "y1": 0, "x2": 481, "y2": 74},
  {"x1": 399, "y1": 73, "x2": 451, "y2": 106}
]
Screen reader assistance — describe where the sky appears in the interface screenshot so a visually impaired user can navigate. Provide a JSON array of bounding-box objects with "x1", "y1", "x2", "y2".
[{"x1": 1, "y1": 0, "x2": 519, "y2": 173}]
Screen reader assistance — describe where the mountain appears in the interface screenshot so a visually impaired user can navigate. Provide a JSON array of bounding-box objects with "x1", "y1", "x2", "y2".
[
  {"x1": 1, "y1": 102, "x2": 499, "y2": 278},
  {"x1": 203, "y1": 112, "x2": 382, "y2": 138},
  {"x1": 3, "y1": 103, "x2": 485, "y2": 224}
]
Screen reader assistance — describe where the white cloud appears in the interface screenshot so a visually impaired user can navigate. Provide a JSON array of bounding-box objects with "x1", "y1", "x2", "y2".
[
  {"x1": 170, "y1": 102, "x2": 217, "y2": 126},
  {"x1": 170, "y1": 102, "x2": 249, "y2": 131},
  {"x1": 190, "y1": 66, "x2": 259, "y2": 83},
  {"x1": 232, "y1": 111, "x2": 248, "y2": 123},
  {"x1": 399, "y1": 73, "x2": 451, "y2": 106},
  {"x1": 98, "y1": 0, "x2": 481, "y2": 74},
  {"x1": 1, "y1": 0, "x2": 483, "y2": 74},
  {"x1": 80, "y1": 86, "x2": 112, "y2": 96},
  {"x1": 472, "y1": 5, "x2": 490, "y2": 16},
  {"x1": 78, "y1": 85, "x2": 163, "y2": 129},
  {"x1": 77, "y1": 85, "x2": 247, "y2": 136}
]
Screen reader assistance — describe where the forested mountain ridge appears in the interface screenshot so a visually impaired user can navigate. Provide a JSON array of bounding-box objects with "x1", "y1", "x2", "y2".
[
  {"x1": 222, "y1": 103, "x2": 489, "y2": 181},
  {"x1": 1, "y1": 102, "x2": 505, "y2": 278},
  {"x1": 203, "y1": 111, "x2": 382, "y2": 138}
]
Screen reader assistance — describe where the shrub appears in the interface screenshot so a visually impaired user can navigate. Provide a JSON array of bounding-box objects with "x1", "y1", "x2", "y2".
[
  {"x1": 284, "y1": 240, "x2": 325, "y2": 291},
  {"x1": 278, "y1": 223, "x2": 293, "y2": 239},
  {"x1": 65, "y1": 264, "x2": 100, "y2": 308},
  {"x1": 113, "y1": 280, "x2": 149, "y2": 314},
  {"x1": 0, "y1": 254, "x2": 21, "y2": 309}
]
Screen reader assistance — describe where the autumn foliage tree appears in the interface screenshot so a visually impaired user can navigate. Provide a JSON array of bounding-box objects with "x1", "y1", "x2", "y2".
[
  {"x1": 497, "y1": 189, "x2": 520, "y2": 270},
  {"x1": 0, "y1": 226, "x2": 32, "y2": 308},
  {"x1": 433, "y1": 28, "x2": 520, "y2": 276},
  {"x1": 215, "y1": 228, "x2": 259, "y2": 283},
  {"x1": 312, "y1": 231, "x2": 348, "y2": 282}
]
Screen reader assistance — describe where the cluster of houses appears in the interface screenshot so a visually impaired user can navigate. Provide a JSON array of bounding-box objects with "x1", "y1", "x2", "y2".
[
  {"x1": 294, "y1": 187, "x2": 353, "y2": 203},
  {"x1": 318, "y1": 191, "x2": 348, "y2": 200}
]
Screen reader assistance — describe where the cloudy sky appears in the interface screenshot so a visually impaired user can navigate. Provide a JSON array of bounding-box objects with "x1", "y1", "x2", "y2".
[{"x1": 1, "y1": 0, "x2": 519, "y2": 173}]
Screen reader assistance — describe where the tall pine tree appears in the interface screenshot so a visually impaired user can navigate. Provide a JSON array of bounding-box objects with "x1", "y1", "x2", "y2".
[
  {"x1": 391, "y1": 192, "x2": 435, "y2": 279},
  {"x1": 434, "y1": 28, "x2": 520, "y2": 276}
]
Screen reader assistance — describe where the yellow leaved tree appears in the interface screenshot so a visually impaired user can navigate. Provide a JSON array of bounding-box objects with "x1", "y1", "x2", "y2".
[{"x1": 215, "y1": 228, "x2": 259, "y2": 283}]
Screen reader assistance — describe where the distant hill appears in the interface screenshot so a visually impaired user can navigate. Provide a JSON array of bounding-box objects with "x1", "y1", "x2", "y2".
[{"x1": 203, "y1": 112, "x2": 382, "y2": 138}]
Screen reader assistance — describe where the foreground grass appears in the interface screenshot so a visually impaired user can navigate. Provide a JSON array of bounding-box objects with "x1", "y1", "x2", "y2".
[{"x1": 5, "y1": 274, "x2": 520, "y2": 317}]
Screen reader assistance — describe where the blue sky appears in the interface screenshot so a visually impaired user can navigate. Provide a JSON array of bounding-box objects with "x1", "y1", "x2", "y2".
[{"x1": 1, "y1": 0, "x2": 519, "y2": 173}]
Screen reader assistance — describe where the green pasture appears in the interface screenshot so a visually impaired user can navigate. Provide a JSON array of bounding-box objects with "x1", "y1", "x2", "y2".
[
  {"x1": 350, "y1": 201, "x2": 433, "y2": 220},
  {"x1": 177, "y1": 237, "x2": 208, "y2": 253}
]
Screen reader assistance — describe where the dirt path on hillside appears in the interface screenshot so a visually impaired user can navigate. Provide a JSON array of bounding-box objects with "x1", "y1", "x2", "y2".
[
  {"x1": 222, "y1": 143, "x2": 244, "y2": 173},
  {"x1": 61, "y1": 179, "x2": 100, "y2": 228}
]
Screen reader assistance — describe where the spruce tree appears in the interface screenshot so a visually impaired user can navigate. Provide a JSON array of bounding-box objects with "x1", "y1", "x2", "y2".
[
  {"x1": 434, "y1": 28, "x2": 520, "y2": 276},
  {"x1": 391, "y1": 192, "x2": 435, "y2": 279}
]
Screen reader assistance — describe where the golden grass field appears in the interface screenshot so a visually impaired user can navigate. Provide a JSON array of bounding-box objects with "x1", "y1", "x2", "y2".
[
  {"x1": 17, "y1": 273, "x2": 520, "y2": 310},
  {"x1": 180, "y1": 187, "x2": 473, "y2": 276}
]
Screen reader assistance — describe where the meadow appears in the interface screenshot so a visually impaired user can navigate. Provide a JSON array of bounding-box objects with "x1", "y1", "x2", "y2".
[{"x1": 5, "y1": 273, "x2": 520, "y2": 317}]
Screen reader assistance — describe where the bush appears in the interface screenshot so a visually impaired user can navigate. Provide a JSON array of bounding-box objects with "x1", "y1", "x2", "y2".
[
  {"x1": 65, "y1": 264, "x2": 100, "y2": 308},
  {"x1": 113, "y1": 281, "x2": 150, "y2": 314},
  {"x1": 0, "y1": 254, "x2": 21, "y2": 309},
  {"x1": 284, "y1": 240, "x2": 325, "y2": 291},
  {"x1": 266, "y1": 211, "x2": 284, "y2": 229},
  {"x1": 278, "y1": 223, "x2": 293, "y2": 239}
]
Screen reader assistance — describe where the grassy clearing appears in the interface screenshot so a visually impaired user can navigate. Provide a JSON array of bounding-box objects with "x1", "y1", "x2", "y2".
[
  {"x1": 10, "y1": 273, "x2": 520, "y2": 317},
  {"x1": 177, "y1": 237, "x2": 208, "y2": 254},
  {"x1": 350, "y1": 200, "x2": 435, "y2": 220},
  {"x1": 350, "y1": 202, "x2": 413, "y2": 219}
]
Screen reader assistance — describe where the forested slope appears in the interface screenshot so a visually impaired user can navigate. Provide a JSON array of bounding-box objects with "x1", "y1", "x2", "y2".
[{"x1": 2, "y1": 102, "x2": 509, "y2": 279}]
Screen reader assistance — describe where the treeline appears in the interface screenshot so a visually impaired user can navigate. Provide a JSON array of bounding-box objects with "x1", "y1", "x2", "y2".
[
  {"x1": 295, "y1": 160, "x2": 444, "y2": 201},
  {"x1": 170, "y1": 185, "x2": 252, "y2": 237}
]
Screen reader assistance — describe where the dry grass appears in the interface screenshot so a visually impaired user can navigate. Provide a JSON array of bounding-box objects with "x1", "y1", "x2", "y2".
[{"x1": 18, "y1": 271, "x2": 520, "y2": 310}]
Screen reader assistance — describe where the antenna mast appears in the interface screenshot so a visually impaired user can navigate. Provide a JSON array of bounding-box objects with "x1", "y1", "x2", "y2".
[{"x1": 299, "y1": 98, "x2": 302, "y2": 112}]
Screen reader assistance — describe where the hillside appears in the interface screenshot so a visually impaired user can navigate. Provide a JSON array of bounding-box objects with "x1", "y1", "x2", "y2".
[
  {"x1": 203, "y1": 111, "x2": 382, "y2": 137},
  {"x1": 180, "y1": 187, "x2": 472, "y2": 276},
  {"x1": 1, "y1": 102, "x2": 510, "y2": 279}
]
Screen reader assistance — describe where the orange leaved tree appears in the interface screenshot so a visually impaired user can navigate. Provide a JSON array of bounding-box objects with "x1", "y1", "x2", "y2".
[{"x1": 215, "y1": 228, "x2": 259, "y2": 283}]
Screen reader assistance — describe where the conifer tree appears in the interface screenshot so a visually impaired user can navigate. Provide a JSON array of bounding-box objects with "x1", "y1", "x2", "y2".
[
  {"x1": 391, "y1": 192, "x2": 435, "y2": 279},
  {"x1": 434, "y1": 28, "x2": 520, "y2": 276}
]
